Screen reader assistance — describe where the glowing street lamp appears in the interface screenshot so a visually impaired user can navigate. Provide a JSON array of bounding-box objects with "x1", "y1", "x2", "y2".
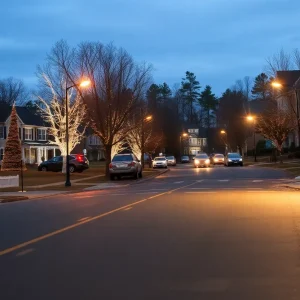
[
  {"x1": 179, "y1": 133, "x2": 189, "y2": 157},
  {"x1": 144, "y1": 115, "x2": 153, "y2": 122},
  {"x1": 271, "y1": 81, "x2": 283, "y2": 89},
  {"x1": 220, "y1": 130, "x2": 226, "y2": 134},
  {"x1": 246, "y1": 115, "x2": 257, "y2": 162},
  {"x1": 65, "y1": 79, "x2": 91, "y2": 187}
]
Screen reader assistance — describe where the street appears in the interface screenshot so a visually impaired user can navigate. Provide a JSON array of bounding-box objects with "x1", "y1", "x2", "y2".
[{"x1": 1, "y1": 165, "x2": 300, "y2": 299}]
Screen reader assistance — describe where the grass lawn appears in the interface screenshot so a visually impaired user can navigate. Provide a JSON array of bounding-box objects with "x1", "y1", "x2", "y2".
[
  {"x1": 258, "y1": 162, "x2": 300, "y2": 177},
  {"x1": 0, "y1": 162, "x2": 162, "y2": 192}
]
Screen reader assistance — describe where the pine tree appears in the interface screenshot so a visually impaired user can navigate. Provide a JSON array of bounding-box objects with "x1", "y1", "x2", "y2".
[
  {"x1": 1, "y1": 105, "x2": 26, "y2": 171},
  {"x1": 251, "y1": 73, "x2": 271, "y2": 100},
  {"x1": 198, "y1": 85, "x2": 218, "y2": 128},
  {"x1": 180, "y1": 71, "x2": 201, "y2": 123}
]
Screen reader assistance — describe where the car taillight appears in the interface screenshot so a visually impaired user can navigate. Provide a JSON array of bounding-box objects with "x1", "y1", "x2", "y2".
[
  {"x1": 128, "y1": 162, "x2": 135, "y2": 167},
  {"x1": 109, "y1": 163, "x2": 113, "y2": 169},
  {"x1": 77, "y1": 155, "x2": 84, "y2": 162}
]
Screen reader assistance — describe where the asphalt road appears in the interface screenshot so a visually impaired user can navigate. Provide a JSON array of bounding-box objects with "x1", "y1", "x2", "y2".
[{"x1": 1, "y1": 164, "x2": 300, "y2": 299}]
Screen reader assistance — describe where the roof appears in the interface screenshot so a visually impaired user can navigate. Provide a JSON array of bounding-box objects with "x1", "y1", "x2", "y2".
[
  {"x1": 0, "y1": 103, "x2": 46, "y2": 126},
  {"x1": 276, "y1": 70, "x2": 300, "y2": 87}
]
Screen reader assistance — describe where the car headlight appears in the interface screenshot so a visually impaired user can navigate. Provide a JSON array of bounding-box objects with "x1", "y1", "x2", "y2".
[
  {"x1": 205, "y1": 159, "x2": 210, "y2": 164},
  {"x1": 195, "y1": 159, "x2": 199, "y2": 164},
  {"x1": 239, "y1": 159, "x2": 243, "y2": 161},
  {"x1": 214, "y1": 158, "x2": 218, "y2": 162},
  {"x1": 228, "y1": 159, "x2": 232, "y2": 162}
]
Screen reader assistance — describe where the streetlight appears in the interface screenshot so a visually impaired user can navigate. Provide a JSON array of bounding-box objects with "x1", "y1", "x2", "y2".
[
  {"x1": 272, "y1": 79, "x2": 300, "y2": 145},
  {"x1": 220, "y1": 130, "x2": 228, "y2": 154},
  {"x1": 246, "y1": 115, "x2": 257, "y2": 162},
  {"x1": 140, "y1": 110, "x2": 153, "y2": 169},
  {"x1": 179, "y1": 133, "x2": 189, "y2": 158},
  {"x1": 65, "y1": 79, "x2": 91, "y2": 187}
]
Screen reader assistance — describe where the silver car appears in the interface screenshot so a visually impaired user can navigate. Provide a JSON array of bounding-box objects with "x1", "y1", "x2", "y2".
[
  {"x1": 109, "y1": 153, "x2": 142, "y2": 180},
  {"x1": 153, "y1": 157, "x2": 168, "y2": 168},
  {"x1": 166, "y1": 155, "x2": 176, "y2": 166}
]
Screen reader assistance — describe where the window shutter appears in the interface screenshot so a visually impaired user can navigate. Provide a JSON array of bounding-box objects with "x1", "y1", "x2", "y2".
[
  {"x1": 32, "y1": 129, "x2": 34, "y2": 140},
  {"x1": 23, "y1": 128, "x2": 25, "y2": 140},
  {"x1": 4, "y1": 126, "x2": 6, "y2": 139},
  {"x1": 18, "y1": 128, "x2": 21, "y2": 139}
]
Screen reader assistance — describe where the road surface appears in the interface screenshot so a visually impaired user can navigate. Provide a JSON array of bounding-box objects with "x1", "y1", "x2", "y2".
[{"x1": 1, "y1": 164, "x2": 300, "y2": 300}]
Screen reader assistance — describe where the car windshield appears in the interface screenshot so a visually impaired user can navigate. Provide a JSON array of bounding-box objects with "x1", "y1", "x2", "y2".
[
  {"x1": 166, "y1": 156, "x2": 174, "y2": 159},
  {"x1": 196, "y1": 154, "x2": 208, "y2": 159},
  {"x1": 228, "y1": 153, "x2": 241, "y2": 158},
  {"x1": 182, "y1": 156, "x2": 189, "y2": 159},
  {"x1": 112, "y1": 155, "x2": 133, "y2": 162},
  {"x1": 155, "y1": 157, "x2": 166, "y2": 161},
  {"x1": 215, "y1": 154, "x2": 224, "y2": 158}
]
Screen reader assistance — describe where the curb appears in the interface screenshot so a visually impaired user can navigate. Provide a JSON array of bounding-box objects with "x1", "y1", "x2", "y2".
[{"x1": 0, "y1": 169, "x2": 170, "y2": 203}]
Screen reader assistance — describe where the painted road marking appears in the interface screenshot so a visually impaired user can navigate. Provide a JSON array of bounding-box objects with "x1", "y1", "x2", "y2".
[
  {"x1": 0, "y1": 182, "x2": 198, "y2": 257},
  {"x1": 123, "y1": 207, "x2": 132, "y2": 211},
  {"x1": 74, "y1": 195, "x2": 93, "y2": 199},
  {"x1": 189, "y1": 188, "x2": 209, "y2": 190},
  {"x1": 77, "y1": 217, "x2": 91, "y2": 222},
  {"x1": 16, "y1": 248, "x2": 35, "y2": 257},
  {"x1": 196, "y1": 180, "x2": 204, "y2": 182},
  {"x1": 252, "y1": 180, "x2": 263, "y2": 182},
  {"x1": 109, "y1": 193, "x2": 127, "y2": 196},
  {"x1": 174, "y1": 181, "x2": 184, "y2": 184},
  {"x1": 218, "y1": 180, "x2": 229, "y2": 182}
]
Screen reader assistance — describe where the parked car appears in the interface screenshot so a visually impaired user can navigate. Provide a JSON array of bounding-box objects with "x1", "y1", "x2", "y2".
[
  {"x1": 194, "y1": 153, "x2": 210, "y2": 168},
  {"x1": 166, "y1": 155, "x2": 176, "y2": 166},
  {"x1": 38, "y1": 154, "x2": 89, "y2": 173},
  {"x1": 181, "y1": 155, "x2": 190, "y2": 163},
  {"x1": 153, "y1": 157, "x2": 168, "y2": 168},
  {"x1": 210, "y1": 153, "x2": 225, "y2": 165},
  {"x1": 109, "y1": 153, "x2": 142, "y2": 180},
  {"x1": 224, "y1": 153, "x2": 243, "y2": 166}
]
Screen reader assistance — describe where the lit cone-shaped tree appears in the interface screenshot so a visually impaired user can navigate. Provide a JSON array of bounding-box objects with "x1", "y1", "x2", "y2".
[{"x1": 1, "y1": 105, "x2": 26, "y2": 171}]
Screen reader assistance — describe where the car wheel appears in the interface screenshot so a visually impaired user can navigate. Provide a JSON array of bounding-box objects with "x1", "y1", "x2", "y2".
[
  {"x1": 41, "y1": 166, "x2": 47, "y2": 172},
  {"x1": 240, "y1": 163, "x2": 243, "y2": 166},
  {"x1": 133, "y1": 171, "x2": 139, "y2": 180},
  {"x1": 110, "y1": 175, "x2": 115, "y2": 181},
  {"x1": 139, "y1": 171, "x2": 143, "y2": 178},
  {"x1": 69, "y1": 165, "x2": 75, "y2": 173},
  {"x1": 117, "y1": 175, "x2": 121, "y2": 180}
]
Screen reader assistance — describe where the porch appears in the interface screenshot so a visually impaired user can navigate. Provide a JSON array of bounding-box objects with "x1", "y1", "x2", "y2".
[{"x1": 22, "y1": 143, "x2": 60, "y2": 164}]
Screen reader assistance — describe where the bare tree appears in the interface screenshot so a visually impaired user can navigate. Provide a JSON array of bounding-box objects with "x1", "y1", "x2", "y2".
[
  {"x1": 256, "y1": 108, "x2": 296, "y2": 162},
  {"x1": 294, "y1": 48, "x2": 300, "y2": 70},
  {"x1": 37, "y1": 74, "x2": 87, "y2": 172},
  {"x1": 266, "y1": 48, "x2": 293, "y2": 77},
  {"x1": 39, "y1": 40, "x2": 152, "y2": 177},
  {"x1": 0, "y1": 77, "x2": 29, "y2": 105}
]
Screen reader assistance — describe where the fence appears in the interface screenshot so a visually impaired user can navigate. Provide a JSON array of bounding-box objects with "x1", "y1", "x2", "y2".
[{"x1": 0, "y1": 175, "x2": 19, "y2": 188}]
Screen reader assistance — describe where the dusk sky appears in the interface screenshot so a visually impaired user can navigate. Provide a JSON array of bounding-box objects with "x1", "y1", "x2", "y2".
[{"x1": 1, "y1": 0, "x2": 300, "y2": 96}]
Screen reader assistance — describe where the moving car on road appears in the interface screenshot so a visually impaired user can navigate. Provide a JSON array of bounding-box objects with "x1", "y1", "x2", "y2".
[
  {"x1": 38, "y1": 154, "x2": 89, "y2": 173},
  {"x1": 194, "y1": 153, "x2": 210, "y2": 168},
  {"x1": 210, "y1": 153, "x2": 225, "y2": 165},
  {"x1": 224, "y1": 152, "x2": 243, "y2": 166},
  {"x1": 153, "y1": 157, "x2": 168, "y2": 169},
  {"x1": 166, "y1": 156, "x2": 176, "y2": 166},
  {"x1": 109, "y1": 153, "x2": 142, "y2": 180},
  {"x1": 181, "y1": 155, "x2": 190, "y2": 163}
]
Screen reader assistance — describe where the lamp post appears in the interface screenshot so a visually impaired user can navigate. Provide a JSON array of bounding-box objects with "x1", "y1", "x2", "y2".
[
  {"x1": 140, "y1": 109, "x2": 152, "y2": 169},
  {"x1": 65, "y1": 79, "x2": 91, "y2": 187},
  {"x1": 179, "y1": 133, "x2": 188, "y2": 158},
  {"x1": 220, "y1": 130, "x2": 228, "y2": 154},
  {"x1": 272, "y1": 80, "x2": 300, "y2": 145},
  {"x1": 246, "y1": 115, "x2": 257, "y2": 162}
]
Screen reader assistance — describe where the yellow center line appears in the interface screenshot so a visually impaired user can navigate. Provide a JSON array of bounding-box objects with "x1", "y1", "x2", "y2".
[{"x1": 0, "y1": 182, "x2": 197, "y2": 257}]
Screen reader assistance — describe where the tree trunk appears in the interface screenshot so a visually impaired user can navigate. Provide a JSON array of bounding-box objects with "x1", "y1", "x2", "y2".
[{"x1": 105, "y1": 144, "x2": 112, "y2": 178}]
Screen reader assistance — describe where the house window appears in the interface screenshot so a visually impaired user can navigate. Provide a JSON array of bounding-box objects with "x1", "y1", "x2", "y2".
[
  {"x1": 89, "y1": 135, "x2": 100, "y2": 145},
  {"x1": 0, "y1": 126, "x2": 3, "y2": 139},
  {"x1": 25, "y1": 128, "x2": 32, "y2": 140},
  {"x1": 38, "y1": 129, "x2": 46, "y2": 141},
  {"x1": 0, "y1": 148, "x2": 3, "y2": 160}
]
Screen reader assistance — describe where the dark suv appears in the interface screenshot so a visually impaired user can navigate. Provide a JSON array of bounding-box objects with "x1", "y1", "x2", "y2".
[{"x1": 38, "y1": 154, "x2": 89, "y2": 173}]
